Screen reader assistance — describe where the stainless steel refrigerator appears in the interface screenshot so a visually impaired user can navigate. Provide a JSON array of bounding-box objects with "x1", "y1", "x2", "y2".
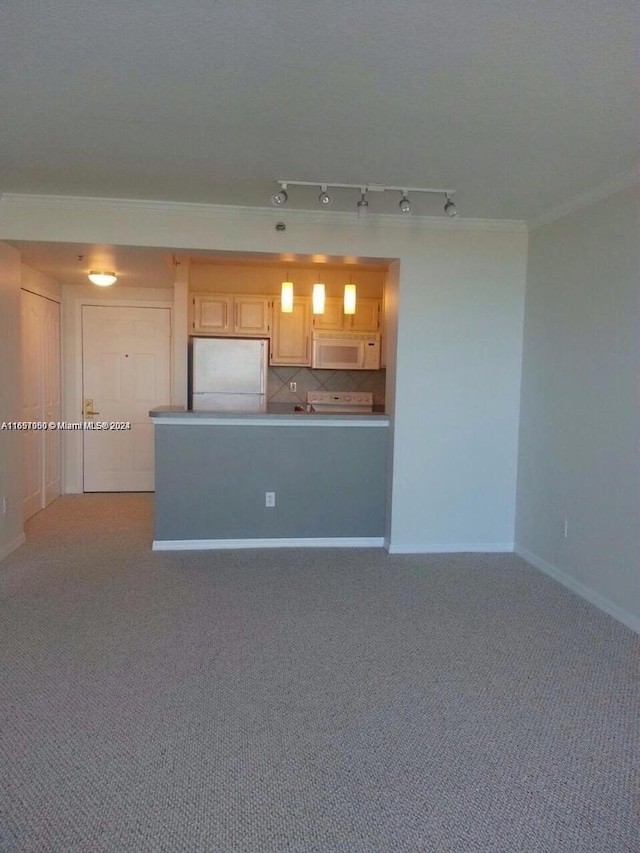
[{"x1": 189, "y1": 336, "x2": 268, "y2": 412}]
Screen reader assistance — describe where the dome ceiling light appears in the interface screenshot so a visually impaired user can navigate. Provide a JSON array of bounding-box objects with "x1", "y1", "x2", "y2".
[{"x1": 88, "y1": 271, "x2": 117, "y2": 286}]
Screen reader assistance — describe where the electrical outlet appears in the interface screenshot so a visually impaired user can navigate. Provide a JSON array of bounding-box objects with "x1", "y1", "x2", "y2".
[
  {"x1": 2, "y1": 497, "x2": 7, "y2": 515},
  {"x1": 563, "y1": 519, "x2": 568, "y2": 539},
  {"x1": 289, "y1": 381, "x2": 297, "y2": 392},
  {"x1": 265, "y1": 491, "x2": 276, "y2": 508}
]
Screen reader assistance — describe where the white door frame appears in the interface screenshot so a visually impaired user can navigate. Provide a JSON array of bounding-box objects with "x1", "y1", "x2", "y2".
[{"x1": 64, "y1": 291, "x2": 173, "y2": 493}]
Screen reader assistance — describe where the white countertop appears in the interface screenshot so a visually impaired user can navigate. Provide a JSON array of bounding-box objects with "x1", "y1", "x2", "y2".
[{"x1": 149, "y1": 406, "x2": 390, "y2": 427}]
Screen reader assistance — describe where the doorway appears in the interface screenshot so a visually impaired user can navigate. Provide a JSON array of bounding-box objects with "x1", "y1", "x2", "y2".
[{"x1": 82, "y1": 305, "x2": 171, "y2": 491}]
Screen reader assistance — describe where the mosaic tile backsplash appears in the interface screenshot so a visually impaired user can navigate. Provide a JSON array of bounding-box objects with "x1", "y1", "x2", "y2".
[{"x1": 268, "y1": 367, "x2": 386, "y2": 407}]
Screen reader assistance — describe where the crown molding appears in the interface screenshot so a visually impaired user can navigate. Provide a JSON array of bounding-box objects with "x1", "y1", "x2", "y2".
[
  {"x1": 0, "y1": 193, "x2": 527, "y2": 233},
  {"x1": 528, "y1": 166, "x2": 640, "y2": 231}
]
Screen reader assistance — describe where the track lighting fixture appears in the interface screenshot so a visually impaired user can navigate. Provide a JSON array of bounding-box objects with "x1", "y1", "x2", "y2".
[
  {"x1": 88, "y1": 271, "x2": 117, "y2": 286},
  {"x1": 399, "y1": 194, "x2": 412, "y2": 214},
  {"x1": 271, "y1": 183, "x2": 289, "y2": 206},
  {"x1": 356, "y1": 192, "x2": 369, "y2": 219},
  {"x1": 318, "y1": 186, "x2": 332, "y2": 206},
  {"x1": 444, "y1": 195, "x2": 458, "y2": 218},
  {"x1": 271, "y1": 180, "x2": 458, "y2": 217}
]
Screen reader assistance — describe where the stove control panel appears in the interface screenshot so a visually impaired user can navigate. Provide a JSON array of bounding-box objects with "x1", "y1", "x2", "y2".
[{"x1": 307, "y1": 391, "x2": 373, "y2": 411}]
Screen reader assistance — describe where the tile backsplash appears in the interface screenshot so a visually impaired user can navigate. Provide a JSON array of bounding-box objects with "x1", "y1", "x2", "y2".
[{"x1": 268, "y1": 367, "x2": 386, "y2": 406}]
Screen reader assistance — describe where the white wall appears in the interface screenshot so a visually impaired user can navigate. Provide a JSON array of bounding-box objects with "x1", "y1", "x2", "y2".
[
  {"x1": 21, "y1": 263, "x2": 62, "y2": 302},
  {"x1": 0, "y1": 243, "x2": 25, "y2": 558},
  {"x1": 515, "y1": 185, "x2": 640, "y2": 633},
  {"x1": 0, "y1": 198, "x2": 528, "y2": 552}
]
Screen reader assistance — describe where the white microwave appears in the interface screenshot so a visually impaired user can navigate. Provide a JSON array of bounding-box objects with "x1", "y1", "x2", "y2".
[{"x1": 311, "y1": 331, "x2": 381, "y2": 370}]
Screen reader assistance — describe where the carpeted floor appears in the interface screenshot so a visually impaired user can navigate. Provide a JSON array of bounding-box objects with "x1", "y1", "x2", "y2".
[{"x1": 0, "y1": 494, "x2": 638, "y2": 852}]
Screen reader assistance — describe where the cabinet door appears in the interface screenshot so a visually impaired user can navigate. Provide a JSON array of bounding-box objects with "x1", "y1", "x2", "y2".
[
  {"x1": 192, "y1": 295, "x2": 231, "y2": 334},
  {"x1": 271, "y1": 298, "x2": 311, "y2": 365},
  {"x1": 347, "y1": 298, "x2": 380, "y2": 332},
  {"x1": 312, "y1": 297, "x2": 344, "y2": 331},
  {"x1": 234, "y1": 296, "x2": 271, "y2": 336}
]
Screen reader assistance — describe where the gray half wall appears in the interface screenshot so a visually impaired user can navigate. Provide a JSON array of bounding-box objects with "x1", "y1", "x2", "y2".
[{"x1": 154, "y1": 423, "x2": 388, "y2": 540}]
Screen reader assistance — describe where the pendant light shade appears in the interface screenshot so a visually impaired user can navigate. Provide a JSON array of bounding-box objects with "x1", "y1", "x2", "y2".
[
  {"x1": 312, "y1": 283, "x2": 326, "y2": 314},
  {"x1": 88, "y1": 270, "x2": 117, "y2": 287},
  {"x1": 281, "y1": 280, "x2": 294, "y2": 312},
  {"x1": 344, "y1": 283, "x2": 356, "y2": 315}
]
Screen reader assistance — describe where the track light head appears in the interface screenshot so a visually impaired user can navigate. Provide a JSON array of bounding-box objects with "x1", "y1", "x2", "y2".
[
  {"x1": 356, "y1": 192, "x2": 369, "y2": 218},
  {"x1": 318, "y1": 186, "x2": 332, "y2": 206},
  {"x1": 271, "y1": 188, "x2": 288, "y2": 206},
  {"x1": 444, "y1": 195, "x2": 458, "y2": 218},
  {"x1": 399, "y1": 194, "x2": 412, "y2": 214}
]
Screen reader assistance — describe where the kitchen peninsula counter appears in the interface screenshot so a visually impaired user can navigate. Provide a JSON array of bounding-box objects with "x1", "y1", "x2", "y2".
[{"x1": 150, "y1": 407, "x2": 390, "y2": 549}]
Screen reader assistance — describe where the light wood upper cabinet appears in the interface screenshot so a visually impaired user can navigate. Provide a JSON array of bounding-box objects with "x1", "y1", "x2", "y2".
[
  {"x1": 192, "y1": 294, "x2": 231, "y2": 334},
  {"x1": 311, "y1": 297, "x2": 381, "y2": 332},
  {"x1": 348, "y1": 298, "x2": 380, "y2": 332},
  {"x1": 271, "y1": 297, "x2": 311, "y2": 365},
  {"x1": 312, "y1": 297, "x2": 346, "y2": 330},
  {"x1": 234, "y1": 296, "x2": 271, "y2": 336},
  {"x1": 192, "y1": 294, "x2": 271, "y2": 337}
]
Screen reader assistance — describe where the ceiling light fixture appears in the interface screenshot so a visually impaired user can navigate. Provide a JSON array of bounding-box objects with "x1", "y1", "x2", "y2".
[
  {"x1": 312, "y1": 283, "x2": 326, "y2": 314},
  {"x1": 344, "y1": 282, "x2": 356, "y2": 315},
  {"x1": 281, "y1": 280, "x2": 294, "y2": 312},
  {"x1": 444, "y1": 195, "x2": 458, "y2": 218},
  {"x1": 399, "y1": 193, "x2": 412, "y2": 214},
  {"x1": 318, "y1": 185, "x2": 332, "y2": 206},
  {"x1": 88, "y1": 271, "x2": 117, "y2": 286},
  {"x1": 271, "y1": 180, "x2": 458, "y2": 217},
  {"x1": 271, "y1": 182, "x2": 289, "y2": 206},
  {"x1": 356, "y1": 191, "x2": 369, "y2": 219}
]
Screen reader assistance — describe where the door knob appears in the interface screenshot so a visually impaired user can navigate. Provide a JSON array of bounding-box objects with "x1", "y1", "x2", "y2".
[{"x1": 83, "y1": 398, "x2": 100, "y2": 418}]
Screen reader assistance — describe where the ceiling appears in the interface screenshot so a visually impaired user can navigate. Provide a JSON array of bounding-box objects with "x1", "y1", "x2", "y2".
[
  {"x1": 3, "y1": 1, "x2": 638, "y2": 283},
  {"x1": 9, "y1": 241, "x2": 391, "y2": 289}
]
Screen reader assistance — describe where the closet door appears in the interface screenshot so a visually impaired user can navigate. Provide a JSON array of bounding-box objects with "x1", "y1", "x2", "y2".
[
  {"x1": 21, "y1": 291, "x2": 44, "y2": 520},
  {"x1": 21, "y1": 290, "x2": 61, "y2": 520}
]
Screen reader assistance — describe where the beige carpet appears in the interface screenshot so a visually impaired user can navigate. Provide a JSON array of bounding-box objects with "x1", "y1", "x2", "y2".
[{"x1": 1, "y1": 494, "x2": 638, "y2": 852}]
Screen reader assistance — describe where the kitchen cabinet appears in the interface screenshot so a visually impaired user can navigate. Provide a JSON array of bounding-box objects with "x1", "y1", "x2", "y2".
[
  {"x1": 311, "y1": 297, "x2": 381, "y2": 332},
  {"x1": 191, "y1": 294, "x2": 272, "y2": 337},
  {"x1": 271, "y1": 297, "x2": 311, "y2": 365},
  {"x1": 348, "y1": 298, "x2": 380, "y2": 332},
  {"x1": 192, "y1": 294, "x2": 231, "y2": 334},
  {"x1": 234, "y1": 296, "x2": 272, "y2": 336},
  {"x1": 312, "y1": 298, "x2": 346, "y2": 331}
]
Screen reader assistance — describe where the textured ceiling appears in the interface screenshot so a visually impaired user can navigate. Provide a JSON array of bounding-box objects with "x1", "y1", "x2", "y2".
[{"x1": 2, "y1": 0, "x2": 638, "y2": 222}]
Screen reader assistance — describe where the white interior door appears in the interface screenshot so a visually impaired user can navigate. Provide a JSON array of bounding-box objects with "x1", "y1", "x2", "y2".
[
  {"x1": 82, "y1": 305, "x2": 171, "y2": 492},
  {"x1": 21, "y1": 290, "x2": 61, "y2": 520},
  {"x1": 21, "y1": 291, "x2": 44, "y2": 519}
]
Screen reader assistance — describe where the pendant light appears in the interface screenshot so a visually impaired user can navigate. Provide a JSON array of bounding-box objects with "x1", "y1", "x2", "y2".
[
  {"x1": 344, "y1": 278, "x2": 356, "y2": 315},
  {"x1": 312, "y1": 283, "x2": 326, "y2": 314},
  {"x1": 281, "y1": 266, "x2": 294, "y2": 312}
]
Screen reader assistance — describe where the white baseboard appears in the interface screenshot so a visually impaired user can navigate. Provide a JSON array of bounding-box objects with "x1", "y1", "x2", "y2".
[
  {"x1": 153, "y1": 537, "x2": 385, "y2": 551},
  {"x1": 515, "y1": 545, "x2": 640, "y2": 636},
  {"x1": 387, "y1": 541, "x2": 514, "y2": 554},
  {"x1": 0, "y1": 532, "x2": 26, "y2": 562}
]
